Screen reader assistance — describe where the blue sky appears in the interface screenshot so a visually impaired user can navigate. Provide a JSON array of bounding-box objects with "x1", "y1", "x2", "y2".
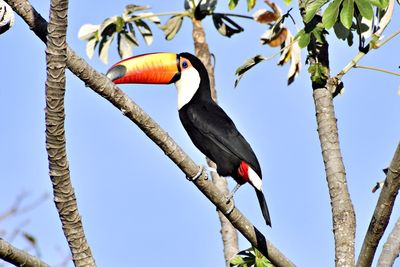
[{"x1": 1, "y1": 0, "x2": 400, "y2": 266}]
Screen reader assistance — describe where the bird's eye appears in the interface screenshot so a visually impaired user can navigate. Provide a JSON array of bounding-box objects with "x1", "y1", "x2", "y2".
[{"x1": 182, "y1": 60, "x2": 189, "y2": 69}]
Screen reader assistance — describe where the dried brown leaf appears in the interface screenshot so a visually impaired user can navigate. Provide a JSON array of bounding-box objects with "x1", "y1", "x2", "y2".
[{"x1": 261, "y1": 27, "x2": 288, "y2": 47}]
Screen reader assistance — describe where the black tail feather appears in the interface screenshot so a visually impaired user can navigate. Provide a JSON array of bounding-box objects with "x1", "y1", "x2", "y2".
[{"x1": 255, "y1": 189, "x2": 271, "y2": 227}]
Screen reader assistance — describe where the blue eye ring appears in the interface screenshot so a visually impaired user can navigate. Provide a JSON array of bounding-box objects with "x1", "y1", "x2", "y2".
[{"x1": 182, "y1": 60, "x2": 189, "y2": 69}]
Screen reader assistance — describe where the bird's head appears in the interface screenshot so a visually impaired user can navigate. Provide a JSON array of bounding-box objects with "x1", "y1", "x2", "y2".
[{"x1": 106, "y1": 52, "x2": 210, "y2": 109}]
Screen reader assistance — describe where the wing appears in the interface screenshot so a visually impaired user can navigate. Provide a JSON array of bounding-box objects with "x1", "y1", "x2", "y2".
[{"x1": 179, "y1": 101, "x2": 261, "y2": 178}]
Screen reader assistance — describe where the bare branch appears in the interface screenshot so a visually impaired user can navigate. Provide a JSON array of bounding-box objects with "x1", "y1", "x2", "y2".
[
  {"x1": 378, "y1": 216, "x2": 400, "y2": 266},
  {"x1": 6, "y1": 0, "x2": 294, "y2": 266},
  {"x1": 357, "y1": 143, "x2": 400, "y2": 266},
  {"x1": 45, "y1": 0, "x2": 95, "y2": 265},
  {"x1": 0, "y1": 238, "x2": 50, "y2": 267}
]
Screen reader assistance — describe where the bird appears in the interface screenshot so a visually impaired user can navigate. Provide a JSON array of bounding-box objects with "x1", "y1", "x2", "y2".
[{"x1": 106, "y1": 52, "x2": 271, "y2": 227}]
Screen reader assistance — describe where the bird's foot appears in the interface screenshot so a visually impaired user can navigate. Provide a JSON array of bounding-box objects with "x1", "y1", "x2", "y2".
[{"x1": 186, "y1": 165, "x2": 204, "y2": 182}]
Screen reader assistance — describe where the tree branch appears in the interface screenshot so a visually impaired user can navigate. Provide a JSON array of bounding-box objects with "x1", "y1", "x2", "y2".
[
  {"x1": 298, "y1": 6, "x2": 356, "y2": 265},
  {"x1": 0, "y1": 238, "x2": 50, "y2": 267},
  {"x1": 192, "y1": 18, "x2": 239, "y2": 266},
  {"x1": 335, "y1": 0, "x2": 395, "y2": 80},
  {"x1": 45, "y1": 0, "x2": 95, "y2": 266},
  {"x1": 6, "y1": 0, "x2": 294, "y2": 266},
  {"x1": 357, "y1": 143, "x2": 400, "y2": 266},
  {"x1": 378, "y1": 216, "x2": 400, "y2": 266},
  {"x1": 315, "y1": 77, "x2": 356, "y2": 267}
]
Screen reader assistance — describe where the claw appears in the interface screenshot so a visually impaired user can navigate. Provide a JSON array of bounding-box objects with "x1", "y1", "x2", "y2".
[{"x1": 186, "y1": 165, "x2": 203, "y2": 181}]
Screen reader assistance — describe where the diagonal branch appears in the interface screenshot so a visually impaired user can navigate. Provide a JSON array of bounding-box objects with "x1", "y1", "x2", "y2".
[
  {"x1": 357, "y1": 143, "x2": 400, "y2": 266},
  {"x1": 6, "y1": 0, "x2": 294, "y2": 266},
  {"x1": 0, "y1": 238, "x2": 50, "y2": 267},
  {"x1": 45, "y1": 0, "x2": 95, "y2": 266},
  {"x1": 378, "y1": 216, "x2": 400, "y2": 266}
]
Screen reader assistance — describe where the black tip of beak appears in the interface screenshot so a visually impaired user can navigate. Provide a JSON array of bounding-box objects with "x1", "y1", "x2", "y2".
[{"x1": 106, "y1": 65, "x2": 127, "y2": 82}]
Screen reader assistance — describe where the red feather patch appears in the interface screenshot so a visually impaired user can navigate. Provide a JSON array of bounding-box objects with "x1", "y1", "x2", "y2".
[{"x1": 237, "y1": 161, "x2": 250, "y2": 183}]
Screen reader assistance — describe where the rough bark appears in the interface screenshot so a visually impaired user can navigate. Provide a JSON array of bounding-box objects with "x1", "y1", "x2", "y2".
[
  {"x1": 313, "y1": 79, "x2": 356, "y2": 267},
  {"x1": 45, "y1": 0, "x2": 95, "y2": 266},
  {"x1": 357, "y1": 143, "x2": 400, "y2": 266},
  {"x1": 0, "y1": 238, "x2": 50, "y2": 267},
  {"x1": 192, "y1": 18, "x2": 239, "y2": 266},
  {"x1": 6, "y1": 0, "x2": 293, "y2": 266},
  {"x1": 378, "y1": 217, "x2": 400, "y2": 266},
  {"x1": 298, "y1": 5, "x2": 356, "y2": 265}
]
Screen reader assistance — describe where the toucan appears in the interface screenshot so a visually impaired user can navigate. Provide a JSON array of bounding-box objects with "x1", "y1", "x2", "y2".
[{"x1": 106, "y1": 52, "x2": 271, "y2": 227}]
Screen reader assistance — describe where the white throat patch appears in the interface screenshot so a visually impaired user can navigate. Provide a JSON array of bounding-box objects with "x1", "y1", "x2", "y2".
[{"x1": 174, "y1": 67, "x2": 200, "y2": 110}]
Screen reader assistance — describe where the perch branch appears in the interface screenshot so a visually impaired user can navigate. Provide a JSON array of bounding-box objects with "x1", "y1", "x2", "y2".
[{"x1": 6, "y1": 0, "x2": 294, "y2": 266}]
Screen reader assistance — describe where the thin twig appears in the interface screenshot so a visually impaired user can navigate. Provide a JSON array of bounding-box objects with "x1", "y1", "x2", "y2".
[
  {"x1": 376, "y1": 28, "x2": 400, "y2": 48},
  {"x1": 354, "y1": 64, "x2": 400, "y2": 77}
]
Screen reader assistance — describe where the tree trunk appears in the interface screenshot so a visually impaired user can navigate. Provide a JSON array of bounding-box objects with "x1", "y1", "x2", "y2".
[
  {"x1": 45, "y1": 0, "x2": 96, "y2": 266},
  {"x1": 192, "y1": 18, "x2": 239, "y2": 266},
  {"x1": 298, "y1": 6, "x2": 356, "y2": 265}
]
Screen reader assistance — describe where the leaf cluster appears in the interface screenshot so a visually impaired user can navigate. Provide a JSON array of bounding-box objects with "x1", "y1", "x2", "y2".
[
  {"x1": 78, "y1": 5, "x2": 160, "y2": 64},
  {"x1": 79, "y1": 1, "x2": 255, "y2": 63},
  {"x1": 302, "y1": 0, "x2": 391, "y2": 47},
  {"x1": 235, "y1": 1, "x2": 301, "y2": 87},
  {"x1": 230, "y1": 246, "x2": 274, "y2": 267}
]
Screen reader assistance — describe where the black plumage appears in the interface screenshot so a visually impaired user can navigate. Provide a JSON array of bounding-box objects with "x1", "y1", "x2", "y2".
[{"x1": 178, "y1": 53, "x2": 271, "y2": 226}]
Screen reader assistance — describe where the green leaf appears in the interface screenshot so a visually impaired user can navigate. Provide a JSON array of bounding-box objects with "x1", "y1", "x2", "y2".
[
  {"x1": 134, "y1": 19, "x2": 153, "y2": 45},
  {"x1": 247, "y1": 0, "x2": 256, "y2": 11},
  {"x1": 333, "y1": 21, "x2": 350, "y2": 40},
  {"x1": 308, "y1": 62, "x2": 329, "y2": 85},
  {"x1": 229, "y1": 0, "x2": 239, "y2": 9},
  {"x1": 78, "y1": 24, "x2": 99, "y2": 40},
  {"x1": 137, "y1": 12, "x2": 161, "y2": 25},
  {"x1": 340, "y1": 0, "x2": 354, "y2": 29},
  {"x1": 212, "y1": 14, "x2": 244, "y2": 38},
  {"x1": 230, "y1": 255, "x2": 245, "y2": 265},
  {"x1": 298, "y1": 30, "x2": 311, "y2": 48},
  {"x1": 160, "y1": 15, "x2": 184, "y2": 40},
  {"x1": 283, "y1": 0, "x2": 292, "y2": 5},
  {"x1": 234, "y1": 55, "x2": 266, "y2": 87},
  {"x1": 98, "y1": 16, "x2": 118, "y2": 37},
  {"x1": 117, "y1": 32, "x2": 136, "y2": 59},
  {"x1": 311, "y1": 23, "x2": 326, "y2": 43},
  {"x1": 126, "y1": 23, "x2": 139, "y2": 46},
  {"x1": 99, "y1": 33, "x2": 115, "y2": 64},
  {"x1": 123, "y1": 4, "x2": 151, "y2": 18},
  {"x1": 86, "y1": 37, "x2": 98, "y2": 59},
  {"x1": 304, "y1": 0, "x2": 329, "y2": 23},
  {"x1": 115, "y1": 16, "x2": 124, "y2": 33},
  {"x1": 370, "y1": 0, "x2": 389, "y2": 8},
  {"x1": 322, "y1": 0, "x2": 343, "y2": 29},
  {"x1": 354, "y1": 0, "x2": 373, "y2": 20}
]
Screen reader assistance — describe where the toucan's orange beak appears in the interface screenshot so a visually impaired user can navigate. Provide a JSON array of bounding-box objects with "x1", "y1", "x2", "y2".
[{"x1": 106, "y1": 53, "x2": 180, "y2": 85}]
